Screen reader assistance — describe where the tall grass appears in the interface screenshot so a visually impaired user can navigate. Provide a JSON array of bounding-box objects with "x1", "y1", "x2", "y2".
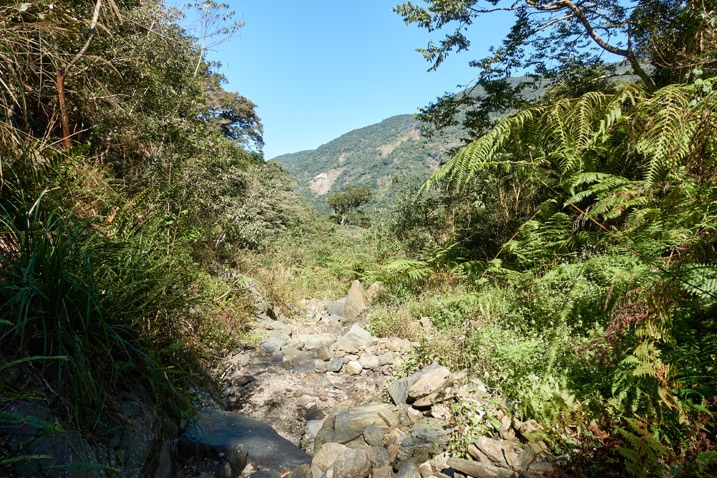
[{"x1": 0, "y1": 193, "x2": 190, "y2": 429}]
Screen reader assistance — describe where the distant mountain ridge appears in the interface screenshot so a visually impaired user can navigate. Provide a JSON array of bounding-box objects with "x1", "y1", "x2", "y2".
[{"x1": 272, "y1": 114, "x2": 462, "y2": 214}]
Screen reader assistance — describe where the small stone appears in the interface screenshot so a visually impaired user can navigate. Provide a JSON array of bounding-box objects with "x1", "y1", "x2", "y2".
[
  {"x1": 378, "y1": 409, "x2": 400, "y2": 428},
  {"x1": 467, "y1": 443, "x2": 490, "y2": 463},
  {"x1": 328, "y1": 357, "x2": 344, "y2": 372},
  {"x1": 344, "y1": 280, "x2": 368, "y2": 320},
  {"x1": 407, "y1": 364, "x2": 451, "y2": 401},
  {"x1": 388, "y1": 376, "x2": 416, "y2": 405},
  {"x1": 331, "y1": 447, "x2": 372, "y2": 478},
  {"x1": 384, "y1": 337, "x2": 412, "y2": 353},
  {"x1": 293, "y1": 390, "x2": 303, "y2": 398},
  {"x1": 519, "y1": 419, "x2": 542, "y2": 435},
  {"x1": 377, "y1": 352, "x2": 395, "y2": 366},
  {"x1": 396, "y1": 460, "x2": 421, "y2": 478},
  {"x1": 314, "y1": 359, "x2": 329, "y2": 373},
  {"x1": 519, "y1": 444, "x2": 536, "y2": 468},
  {"x1": 312, "y1": 442, "x2": 348, "y2": 478},
  {"x1": 330, "y1": 324, "x2": 375, "y2": 355},
  {"x1": 346, "y1": 360, "x2": 363, "y2": 375},
  {"x1": 230, "y1": 375, "x2": 254, "y2": 387},
  {"x1": 365, "y1": 281, "x2": 385, "y2": 303},
  {"x1": 474, "y1": 436, "x2": 507, "y2": 464},
  {"x1": 372, "y1": 465, "x2": 394, "y2": 478},
  {"x1": 418, "y1": 461, "x2": 433, "y2": 477},
  {"x1": 259, "y1": 338, "x2": 282, "y2": 354},
  {"x1": 500, "y1": 414, "x2": 516, "y2": 440},
  {"x1": 317, "y1": 345, "x2": 332, "y2": 361},
  {"x1": 358, "y1": 353, "x2": 381, "y2": 370},
  {"x1": 527, "y1": 460, "x2": 555, "y2": 474}
]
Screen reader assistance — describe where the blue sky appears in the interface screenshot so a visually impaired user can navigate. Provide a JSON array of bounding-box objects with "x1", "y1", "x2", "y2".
[{"x1": 191, "y1": 1, "x2": 515, "y2": 159}]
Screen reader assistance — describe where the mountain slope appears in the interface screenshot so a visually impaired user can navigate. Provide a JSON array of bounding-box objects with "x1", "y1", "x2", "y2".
[{"x1": 272, "y1": 114, "x2": 462, "y2": 214}]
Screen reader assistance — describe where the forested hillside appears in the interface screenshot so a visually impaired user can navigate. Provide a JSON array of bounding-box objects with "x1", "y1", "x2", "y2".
[{"x1": 273, "y1": 114, "x2": 462, "y2": 214}]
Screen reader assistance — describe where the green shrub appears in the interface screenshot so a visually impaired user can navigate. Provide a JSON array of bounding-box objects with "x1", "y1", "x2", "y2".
[{"x1": 0, "y1": 199, "x2": 190, "y2": 428}]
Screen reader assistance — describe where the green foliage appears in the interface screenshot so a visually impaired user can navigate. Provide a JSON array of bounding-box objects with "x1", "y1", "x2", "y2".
[
  {"x1": 400, "y1": 72, "x2": 717, "y2": 471},
  {"x1": 615, "y1": 418, "x2": 672, "y2": 478},
  {"x1": 328, "y1": 184, "x2": 373, "y2": 225},
  {"x1": 394, "y1": 0, "x2": 716, "y2": 137},
  {"x1": 0, "y1": 195, "x2": 191, "y2": 427}
]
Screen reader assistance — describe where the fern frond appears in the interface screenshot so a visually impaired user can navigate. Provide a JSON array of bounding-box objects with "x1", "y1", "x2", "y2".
[{"x1": 423, "y1": 107, "x2": 541, "y2": 191}]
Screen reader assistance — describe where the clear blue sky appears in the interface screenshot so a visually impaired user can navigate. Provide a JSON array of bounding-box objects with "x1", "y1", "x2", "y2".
[{"x1": 192, "y1": 1, "x2": 514, "y2": 159}]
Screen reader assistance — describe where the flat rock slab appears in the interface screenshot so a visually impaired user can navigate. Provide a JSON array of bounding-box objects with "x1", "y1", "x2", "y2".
[
  {"x1": 447, "y1": 457, "x2": 518, "y2": 478},
  {"x1": 330, "y1": 324, "x2": 376, "y2": 355},
  {"x1": 180, "y1": 409, "x2": 311, "y2": 477}
]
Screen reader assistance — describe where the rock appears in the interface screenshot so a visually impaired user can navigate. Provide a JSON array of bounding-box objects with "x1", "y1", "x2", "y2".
[
  {"x1": 328, "y1": 357, "x2": 344, "y2": 372},
  {"x1": 384, "y1": 337, "x2": 413, "y2": 353},
  {"x1": 446, "y1": 457, "x2": 517, "y2": 478},
  {"x1": 378, "y1": 408, "x2": 400, "y2": 428},
  {"x1": 377, "y1": 352, "x2": 395, "y2": 366},
  {"x1": 315, "y1": 404, "x2": 393, "y2": 450},
  {"x1": 4, "y1": 388, "x2": 170, "y2": 478},
  {"x1": 343, "y1": 280, "x2": 368, "y2": 320},
  {"x1": 396, "y1": 460, "x2": 422, "y2": 478},
  {"x1": 358, "y1": 352, "x2": 381, "y2": 370},
  {"x1": 316, "y1": 345, "x2": 333, "y2": 361},
  {"x1": 418, "y1": 461, "x2": 434, "y2": 477},
  {"x1": 467, "y1": 443, "x2": 491, "y2": 464},
  {"x1": 419, "y1": 316, "x2": 434, "y2": 332},
  {"x1": 407, "y1": 364, "x2": 451, "y2": 401},
  {"x1": 327, "y1": 297, "x2": 347, "y2": 317},
  {"x1": 314, "y1": 359, "x2": 329, "y2": 373},
  {"x1": 259, "y1": 337, "x2": 283, "y2": 354},
  {"x1": 365, "y1": 445, "x2": 391, "y2": 468},
  {"x1": 372, "y1": 465, "x2": 395, "y2": 478},
  {"x1": 331, "y1": 447, "x2": 372, "y2": 478},
  {"x1": 500, "y1": 414, "x2": 516, "y2": 441},
  {"x1": 330, "y1": 324, "x2": 375, "y2": 355},
  {"x1": 346, "y1": 360, "x2": 364, "y2": 375},
  {"x1": 365, "y1": 281, "x2": 385, "y2": 303},
  {"x1": 518, "y1": 444, "x2": 537, "y2": 468},
  {"x1": 307, "y1": 419, "x2": 325, "y2": 439},
  {"x1": 387, "y1": 375, "x2": 416, "y2": 405},
  {"x1": 398, "y1": 417, "x2": 452, "y2": 465},
  {"x1": 474, "y1": 436, "x2": 508, "y2": 464},
  {"x1": 362, "y1": 424, "x2": 385, "y2": 447},
  {"x1": 312, "y1": 442, "x2": 348, "y2": 478},
  {"x1": 519, "y1": 419, "x2": 542, "y2": 436},
  {"x1": 526, "y1": 460, "x2": 555, "y2": 476},
  {"x1": 296, "y1": 333, "x2": 336, "y2": 350},
  {"x1": 179, "y1": 410, "x2": 311, "y2": 477},
  {"x1": 388, "y1": 363, "x2": 449, "y2": 406}
]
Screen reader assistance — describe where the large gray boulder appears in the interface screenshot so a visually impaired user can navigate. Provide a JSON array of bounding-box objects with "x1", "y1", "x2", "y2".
[{"x1": 179, "y1": 410, "x2": 311, "y2": 477}]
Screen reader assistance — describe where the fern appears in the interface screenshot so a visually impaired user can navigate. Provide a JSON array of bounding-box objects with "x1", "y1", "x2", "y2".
[{"x1": 616, "y1": 418, "x2": 670, "y2": 478}]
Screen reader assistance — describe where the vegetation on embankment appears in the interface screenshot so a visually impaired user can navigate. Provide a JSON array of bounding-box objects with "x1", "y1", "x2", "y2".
[{"x1": 0, "y1": 0, "x2": 314, "y2": 455}]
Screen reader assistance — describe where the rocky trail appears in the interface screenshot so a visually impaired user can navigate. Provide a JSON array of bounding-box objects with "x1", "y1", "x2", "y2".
[{"x1": 176, "y1": 280, "x2": 563, "y2": 478}]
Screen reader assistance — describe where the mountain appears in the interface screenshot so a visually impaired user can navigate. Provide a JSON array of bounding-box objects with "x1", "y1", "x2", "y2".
[{"x1": 272, "y1": 114, "x2": 463, "y2": 214}]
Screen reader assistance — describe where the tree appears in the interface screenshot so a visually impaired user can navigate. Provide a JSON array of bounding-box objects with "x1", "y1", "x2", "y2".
[
  {"x1": 394, "y1": 0, "x2": 717, "y2": 137},
  {"x1": 185, "y1": 0, "x2": 244, "y2": 76},
  {"x1": 327, "y1": 185, "x2": 373, "y2": 225},
  {"x1": 204, "y1": 72, "x2": 264, "y2": 152}
]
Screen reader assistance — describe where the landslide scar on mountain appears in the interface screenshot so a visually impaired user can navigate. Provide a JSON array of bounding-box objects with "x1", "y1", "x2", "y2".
[{"x1": 310, "y1": 168, "x2": 344, "y2": 196}]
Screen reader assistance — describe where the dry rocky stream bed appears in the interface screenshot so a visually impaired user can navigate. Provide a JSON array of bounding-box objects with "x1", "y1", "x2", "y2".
[{"x1": 176, "y1": 280, "x2": 564, "y2": 478}]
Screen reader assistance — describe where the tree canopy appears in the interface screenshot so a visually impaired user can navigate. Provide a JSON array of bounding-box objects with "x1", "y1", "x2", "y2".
[{"x1": 394, "y1": 0, "x2": 717, "y2": 136}]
